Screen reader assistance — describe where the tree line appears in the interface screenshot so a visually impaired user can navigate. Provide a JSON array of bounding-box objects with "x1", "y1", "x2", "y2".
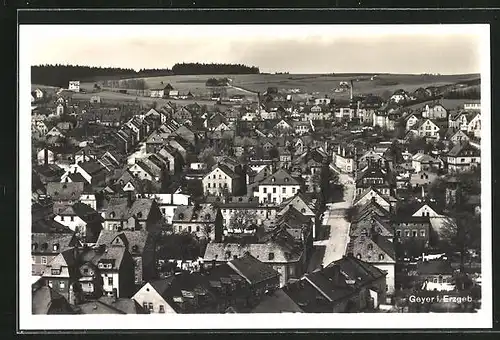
[{"x1": 32, "y1": 63, "x2": 260, "y2": 87}]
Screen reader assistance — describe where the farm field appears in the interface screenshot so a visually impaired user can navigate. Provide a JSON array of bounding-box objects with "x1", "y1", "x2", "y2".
[{"x1": 81, "y1": 73, "x2": 480, "y2": 100}]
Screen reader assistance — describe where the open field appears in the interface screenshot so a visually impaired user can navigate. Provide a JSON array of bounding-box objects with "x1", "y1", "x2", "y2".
[{"x1": 81, "y1": 73, "x2": 480, "y2": 100}]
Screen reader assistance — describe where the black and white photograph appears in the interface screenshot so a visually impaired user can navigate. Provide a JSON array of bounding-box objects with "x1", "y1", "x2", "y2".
[{"x1": 18, "y1": 23, "x2": 491, "y2": 329}]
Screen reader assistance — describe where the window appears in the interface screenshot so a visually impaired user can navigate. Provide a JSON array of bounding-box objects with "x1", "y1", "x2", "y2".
[
  {"x1": 48, "y1": 280, "x2": 53, "y2": 288},
  {"x1": 143, "y1": 302, "x2": 148, "y2": 310},
  {"x1": 268, "y1": 253, "x2": 275, "y2": 260},
  {"x1": 461, "y1": 158, "x2": 466, "y2": 163},
  {"x1": 356, "y1": 253, "x2": 362, "y2": 259},
  {"x1": 273, "y1": 188, "x2": 277, "y2": 193},
  {"x1": 420, "y1": 230, "x2": 426, "y2": 237},
  {"x1": 263, "y1": 188, "x2": 267, "y2": 194},
  {"x1": 32, "y1": 256, "x2": 35, "y2": 264},
  {"x1": 396, "y1": 230, "x2": 401, "y2": 237},
  {"x1": 196, "y1": 226, "x2": 200, "y2": 232},
  {"x1": 188, "y1": 226, "x2": 192, "y2": 233},
  {"x1": 41, "y1": 256, "x2": 47, "y2": 265},
  {"x1": 379, "y1": 254, "x2": 385, "y2": 260},
  {"x1": 59, "y1": 281, "x2": 65, "y2": 289},
  {"x1": 422, "y1": 212, "x2": 425, "y2": 216},
  {"x1": 61, "y1": 216, "x2": 65, "y2": 222},
  {"x1": 148, "y1": 303, "x2": 153, "y2": 311},
  {"x1": 404, "y1": 230, "x2": 410, "y2": 237},
  {"x1": 301, "y1": 208, "x2": 306, "y2": 213},
  {"x1": 159, "y1": 305, "x2": 165, "y2": 313},
  {"x1": 70, "y1": 216, "x2": 74, "y2": 222},
  {"x1": 207, "y1": 183, "x2": 211, "y2": 188},
  {"x1": 108, "y1": 277, "x2": 113, "y2": 286},
  {"x1": 292, "y1": 188, "x2": 296, "y2": 193},
  {"x1": 83, "y1": 268, "x2": 88, "y2": 274},
  {"x1": 367, "y1": 244, "x2": 373, "y2": 250},
  {"x1": 412, "y1": 230, "x2": 417, "y2": 237},
  {"x1": 51, "y1": 269, "x2": 60, "y2": 275}
]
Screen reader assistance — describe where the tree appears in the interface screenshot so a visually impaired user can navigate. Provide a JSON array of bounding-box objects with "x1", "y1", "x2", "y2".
[
  {"x1": 228, "y1": 210, "x2": 259, "y2": 230},
  {"x1": 268, "y1": 147, "x2": 280, "y2": 160},
  {"x1": 198, "y1": 147, "x2": 216, "y2": 169},
  {"x1": 317, "y1": 162, "x2": 339, "y2": 208}
]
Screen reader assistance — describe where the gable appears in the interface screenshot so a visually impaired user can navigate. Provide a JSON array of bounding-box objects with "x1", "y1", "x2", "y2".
[{"x1": 354, "y1": 189, "x2": 390, "y2": 209}]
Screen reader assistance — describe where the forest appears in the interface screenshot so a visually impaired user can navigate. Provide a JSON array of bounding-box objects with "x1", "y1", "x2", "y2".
[{"x1": 31, "y1": 63, "x2": 260, "y2": 87}]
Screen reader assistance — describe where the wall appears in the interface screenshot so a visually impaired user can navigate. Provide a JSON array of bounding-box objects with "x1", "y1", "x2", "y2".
[
  {"x1": 132, "y1": 283, "x2": 177, "y2": 314},
  {"x1": 374, "y1": 263, "x2": 395, "y2": 296},
  {"x1": 54, "y1": 215, "x2": 87, "y2": 236},
  {"x1": 255, "y1": 184, "x2": 300, "y2": 204}
]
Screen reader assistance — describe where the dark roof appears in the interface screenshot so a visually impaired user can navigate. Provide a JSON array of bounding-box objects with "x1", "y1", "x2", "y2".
[
  {"x1": 447, "y1": 143, "x2": 480, "y2": 157},
  {"x1": 32, "y1": 286, "x2": 73, "y2": 314},
  {"x1": 59, "y1": 202, "x2": 103, "y2": 223},
  {"x1": 228, "y1": 254, "x2": 280, "y2": 285},
  {"x1": 104, "y1": 197, "x2": 155, "y2": 221},
  {"x1": 258, "y1": 169, "x2": 300, "y2": 186},
  {"x1": 46, "y1": 182, "x2": 85, "y2": 201},
  {"x1": 80, "y1": 160, "x2": 106, "y2": 175},
  {"x1": 250, "y1": 289, "x2": 304, "y2": 313},
  {"x1": 32, "y1": 232, "x2": 77, "y2": 254},
  {"x1": 96, "y1": 230, "x2": 151, "y2": 256}
]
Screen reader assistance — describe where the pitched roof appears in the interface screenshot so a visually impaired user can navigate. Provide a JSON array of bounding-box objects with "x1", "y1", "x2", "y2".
[
  {"x1": 227, "y1": 254, "x2": 279, "y2": 285},
  {"x1": 348, "y1": 235, "x2": 396, "y2": 264},
  {"x1": 96, "y1": 230, "x2": 152, "y2": 256},
  {"x1": 447, "y1": 143, "x2": 480, "y2": 157},
  {"x1": 46, "y1": 182, "x2": 84, "y2": 201},
  {"x1": 104, "y1": 197, "x2": 155, "y2": 221},
  {"x1": 32, "y1": 286, "x2": 72, "y2": 314},
  {"x1": 258, "y1": 169, "x2": 300, "y2": 186},
  {"x1": 250, "y1": 289, "x2": 304, "y2": 313},
  {"x1": 172, "y1": 204, "x2": 218, "y2": 223},
  {"x1": 32, "y1": 233, "x2": 77, "y2": 254}
]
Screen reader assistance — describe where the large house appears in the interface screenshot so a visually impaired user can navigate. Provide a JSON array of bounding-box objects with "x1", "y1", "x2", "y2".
[
  {"x1": 202, "y1": 164, "x2": 241, "y2": 197},
  {"x1": 102, "y1": 195, "x2": 163, "y2": 232},
  {"x1": 171, "y1": 204, "x2": 222, "y2": 240},
  {"x1": 32, "y1": 232, "x2": 79, "y2": 276},
  {"x1": 355, "y1": 162, "x2": 393, "y2": 197},
  {"x1": 446, "y1": 142, "x2": 480, "y2": 173},
  {"x1": 253, "y1": 169, "x2": 302, "y2": 205},
  {"x1": 422, "y1": 103, "x2": 447, "y2": 120}
]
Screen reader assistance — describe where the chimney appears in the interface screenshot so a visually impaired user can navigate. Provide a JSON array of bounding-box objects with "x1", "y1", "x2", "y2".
[{"x1": 44, "y1": 148, "x2": 48, "y2": 165}]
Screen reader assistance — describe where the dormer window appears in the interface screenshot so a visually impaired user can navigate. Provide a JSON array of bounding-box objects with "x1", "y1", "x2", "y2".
[
  {"x1": 272, "y1": 177, "x2": 276, "y2": 182},
  {"x1": 284, "y1": 177, "x2": 289, "y2": 183},
  {"x1": 367, "y1": 244, "x2": 373, "y2": 250},
  {"x1": 132, "y1": 245, "x2": 139, "y2": 252},
  {"x1": 356, "y1": 253, "x2": 362, "y2": 259},
  {"x1": 53, "y1": 244, "x2": 59, "y2": 251},
  {"x1": 137, "y1": 212, "x2": 143, "y2": 219},
  {"x1": 205, "y1": 214, "x2": 211, "y2": 220},
  {"x1": 179, "y1": 213, "x2": 184, "y2": 219},
  {"x1": 110, "y1": 212, "x2": 115, "y2": 218},
  {"x1": 32, "y1": 243, "x2": 38, "y2": 251},
  {"x1": 379, "y1": 254, "x2": 385, "y2": 260},
  {"x1": 41, "y1": 243, "x2": 48, "y2": 251}
]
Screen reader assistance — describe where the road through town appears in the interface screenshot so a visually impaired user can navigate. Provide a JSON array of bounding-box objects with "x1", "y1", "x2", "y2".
[{"x1": 314, "y1": 172, "x2": 356, "y2": 267}]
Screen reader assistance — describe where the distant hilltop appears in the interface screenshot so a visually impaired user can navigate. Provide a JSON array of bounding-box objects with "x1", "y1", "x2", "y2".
[{"x1": 31, "y1": 63, "x2": 260, "y2": 88}]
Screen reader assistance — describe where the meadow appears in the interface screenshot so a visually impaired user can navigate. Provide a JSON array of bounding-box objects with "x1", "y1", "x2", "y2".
[{"x1": 81, "y1": 73, "x2": 480, "y2": 99}]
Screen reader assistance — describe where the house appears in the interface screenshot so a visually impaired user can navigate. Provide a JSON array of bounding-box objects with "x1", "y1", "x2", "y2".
[
  {"x1": 446, "y1": 142, "x2": 480, "y2": 173},
  {"x1": 168, "y1": 90, "x2": 179, "y2": 98},
  {"x1": 355, "y1": 162, "x2": 393, "y2": 197},
  {"x1": 32, "y1": 233, "x2": 79, "y2": 276},
  {"x1": 390, "y1": 89, "x2": 409, "y2": 103},
  {"x1": 32, "y1": 285, "x2": 75, "y2": 315},
  {"x1": 68, "y1": 80, "x2": 80, "y2": 92},
  {"x1": 346, "y1": 232, "x2": 396, "y2": 296},
  {"x1": 63, "y1": 161, "x2": 107, "y2": 186},
  {"x1": 444, "y1": 129, "x2": 470, "y2": 145},
  {"x1": 464, "y1": 101, "x2": 480, "y2": 111},
  {"x1": 466, "y1": 112, "x2": 481, "y2": 138},
  {"x1": 273, "y1": 119, "x2": 293, "y2": 132},
  {"x1": 96, "y1": 229, "x2": 157, "y2": 286},
  {"x1": 422, "y1": 103, "x2": 447, "y2": 119},
  {"x1": 33, "y1": 120, "x2": 50, "y2": 137},
  {"x1": 215, "y1": 196, "x2": 277, "y2": 228},
  {"x1": 417, "y1": 260, "x2": 455, "y2": 292},
  {"x1": 88, "y1": 243, "x2": 136, "y2": 298},
  {"x1": 46, "y1": 182, "x2": 86, "y2": 214},
  {"x1": 292, "y1": 121, "x2": 311, "y2": 135},
  {"x1": 34, "y1": 87, "x2": 45, "y2": 99},
  {"x1": 411, "y1": 153, "x2": 440, "y2": 173},
  {"x1": 90, "y1": 95, "x2": 101, "y2": 104},
  {"x1": 277, "y1": 193, "x2": 317, "y2": 236},
  {"x1": 150, "y1": 88, "x2": 165, "y2": 98},
  {"x1": 40, "y1": 249, "x2": 79, "y2": 303},
  {"x1": 172, "y1": 204, "x2": 222, "y2": 240},
  {"x1": 202, "y1": 164, "x2": 241, "y2": 197},
  {"x1": 283, "y1": 255, "x2": 388, "y2": 312},
  {"x1": 37, "y1": 148, "x2": 56, "y2": 166},
  {"x1": 254, "y1": 169, "x2": 302, "y2": 205},
  {"x1": 128, "y1": 160, "x2": 160, "y2": 182},
  {"x1": 203, "y1": 230, "x2": 307, "y2": 287},
  {"x1": 332, "y1": 144, "x2": 356, "y2": 173},
  {"x1": 250, "y1": 289, "x2": 304, "y2": 313},
  {"x1": 53, "y1": 202, "x2": 104, "y2": 243},
  {"x1": 77, "y1": 296, "x2": 147, "y2": 314},
  {"x1": 46, "y1": 126, "x2": 64, "y2": 138},
  {"x1": 412, "y1": 118, "x2": 441, "y2": 139},
  {"x1": 404, "y1": 113, "x2": 421, "y2": 131},
  {"x1": 103, "y1": 195, "x2": 163, "y2": 232},
  {"x1": 353, "y1": 188, "x2": 394, "y2": 213},
  {"x1": 131, "y1": 279, "x2": 178, "y2": 314},
  {"x1": 229, "y1": 94, "x2": 245, "y2": 102},
  {"x1": 392, "y1": 216, "x2": 431, "y2": 249}
]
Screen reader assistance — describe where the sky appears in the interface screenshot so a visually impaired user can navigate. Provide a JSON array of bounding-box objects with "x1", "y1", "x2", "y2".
[{"x1": 22, "y1": 24, "x2": 486, "y2": 74}]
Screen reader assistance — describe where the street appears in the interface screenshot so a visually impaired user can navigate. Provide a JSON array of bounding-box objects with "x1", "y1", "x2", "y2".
[{"x1": 313, "y1": 172, "x2": 356, "y2": 267}]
